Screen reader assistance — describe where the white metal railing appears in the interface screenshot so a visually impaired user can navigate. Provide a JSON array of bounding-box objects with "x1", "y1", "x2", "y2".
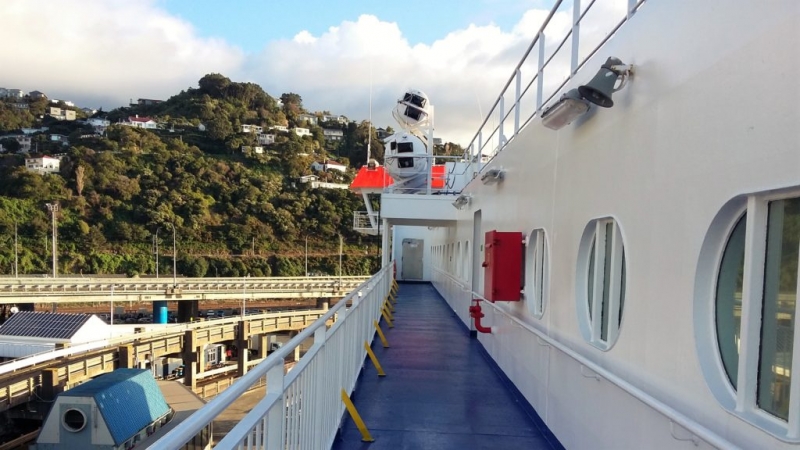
[
  {"x1": 461, "y1": 0, "x2": 646, "y2": 185},
  {"x1": 352, "y1": 211, "x2": 379, "y2": 232},
  {"x1": 152, "y1": 265, "x2": 392, "y2": 449}
]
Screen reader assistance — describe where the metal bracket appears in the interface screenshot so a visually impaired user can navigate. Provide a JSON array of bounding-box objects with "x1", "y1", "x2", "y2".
[
  {"x1": 580, "y1": 364, "x2": 601, "y2": 381},
  {"x1": 669, "y1": 420, "x2": 700, "y2": 446}
]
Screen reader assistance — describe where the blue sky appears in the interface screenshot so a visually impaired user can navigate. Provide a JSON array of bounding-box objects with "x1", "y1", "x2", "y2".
[
  {"x1": 159, "y1": 0, "x2": 541, "y2": 51},
  {"x1": 2, "y1": 0, "x2": 626, "y2": 145}
]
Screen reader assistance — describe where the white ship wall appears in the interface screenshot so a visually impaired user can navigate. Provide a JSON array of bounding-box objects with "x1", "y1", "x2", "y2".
[{"x1": 429, "y1": 1, "x2": 799, "y2": 449}]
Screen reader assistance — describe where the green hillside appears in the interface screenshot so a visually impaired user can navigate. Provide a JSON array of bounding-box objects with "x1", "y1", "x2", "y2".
[{"x1": 0, "y1": 75, "x2": 386, "y2": 277}]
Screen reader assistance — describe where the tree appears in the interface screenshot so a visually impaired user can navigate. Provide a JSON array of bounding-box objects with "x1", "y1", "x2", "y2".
[
  {"x1": 198, "y1": 73, "x2": 232, "y2": 98},
  {"x1": 75, "y1": 165, "x2": 85, "y2": 196}
]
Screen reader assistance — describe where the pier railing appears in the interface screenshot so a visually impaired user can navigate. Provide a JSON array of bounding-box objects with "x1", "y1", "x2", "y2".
[{"x1": 152, "y1": 265, "x2": 392, "y2": 449}]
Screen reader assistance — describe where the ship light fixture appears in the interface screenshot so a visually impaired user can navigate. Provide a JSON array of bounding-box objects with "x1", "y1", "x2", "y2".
[
  {"x1": 541, "y1": 89, "x2": 590, "y2": 130},
  {"x1": 452, "y1": 194, "x2": 471, "y2": 210},
  {"x1": 541, "y1": 56, "x2": 634, "y2": 130},
  {"x1": 480, "y1": 168, "x2": 506, "y2": 185}
]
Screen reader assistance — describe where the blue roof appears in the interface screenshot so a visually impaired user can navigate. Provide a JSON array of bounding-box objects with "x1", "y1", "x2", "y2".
[{"x1": 62, "y1": 369, "x2": 171, "y2": 446}]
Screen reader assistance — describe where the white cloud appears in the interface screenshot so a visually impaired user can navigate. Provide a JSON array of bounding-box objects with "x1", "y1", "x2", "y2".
[
  {"x1": 1, "y1": 0, "x2": 243, "y2": 109},
  {"x1": 1, "y1": 1, "x2": 625, "y2": 147}
]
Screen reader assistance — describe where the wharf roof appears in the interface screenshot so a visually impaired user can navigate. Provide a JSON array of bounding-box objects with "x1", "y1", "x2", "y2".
[
  {"x1": 63, "y1": 369, "x2": 171, "y2": 446},
  {"x1": 0, "y1": 312, "x2": 92, "y2": 340}
]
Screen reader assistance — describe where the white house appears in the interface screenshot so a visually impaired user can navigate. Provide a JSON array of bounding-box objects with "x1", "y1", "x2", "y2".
[
  {"x1": 311, "y1": 160, "x2": 347, "y2": 173},
  {"x1": 323, "y1": 128, "x2": 344, "y2": 141},
  {"x1": 47, "y1": 107, "x2": 76, "y2": 121},
  {"x1": 321, "y1": 114, "x2": 348, "y2": 124},
  {"x1": 270, "y1": 125, "x2": 288, "y2": 132},
  {"x1": 298, "y1": 113, "x2": 318, "y2": 126},
  {"x1": 258, "y1": 133, "x2": 275, "y2": 145},
  {"x1": 294, "y1": 127, "x2": 312, "y2": 137},
  {"x1": 241, "y1": 124, "x2": 263, "y2": 134},
  {"x1": 123, "y1": 115, "x2": 158, "y2": 129},
  {"x1": 87, "y1": 118, "x2": 110, "y2": 128},
  {"x1": 25, "y1": 156, "x2": 61, "y2": 174},
  {"x1": 2, "y1": 89, "x2": 24, "y2": 98}
]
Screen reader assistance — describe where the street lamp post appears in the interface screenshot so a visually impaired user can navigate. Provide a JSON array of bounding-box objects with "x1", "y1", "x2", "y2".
[
  {"x1": 154, "y1": 227, "x2": 160, "y2": 278},
  {"x1": 45, "y1": 203, "x2": 59, "y2": 278},
  {"x1": 168, "y1": 223, "x2": 176, "y2": 287},
  {"x1": 305, "y1": 236, "x2": 308, "y2": 277},
  {"x1": 14, "y1": 221, "x2": 18, "y2": 278}
]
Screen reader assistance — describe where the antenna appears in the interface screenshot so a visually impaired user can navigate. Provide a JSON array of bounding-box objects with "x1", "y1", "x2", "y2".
[{"x1": 366, "y1": 61, "x2": 373, "y2": 164}]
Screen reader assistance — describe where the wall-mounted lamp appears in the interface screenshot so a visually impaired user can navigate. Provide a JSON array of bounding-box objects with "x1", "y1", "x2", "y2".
[
  {"x1": 578, "y1": 57, "x2": 634, "y2": 108},
  {"x1": 541, "y1": 89, "x2": 589, "y2": 130},
  {"x1": 541, "y1": 56, "x2": 634, "y2": 130},
  {"x1": 480, "y1": 168, "x2": 505, "y2": 185},
  {"x1": 452, "y1": 194, "x2": 471, "y2": 210}
]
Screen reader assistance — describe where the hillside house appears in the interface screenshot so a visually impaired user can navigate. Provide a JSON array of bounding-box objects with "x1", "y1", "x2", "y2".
[
  {"x1": 25, "y1": 156, "x2": 61, "y2": 175},
  {"x1": 321, "y1": 114, "x2": 348, "y2": 124},
  {"x1": 137, "y1": 98, "x2": 163, "y2": 106},
  {"x1": 241, "y1": 124, "x2": 263, "y2": 134},
  {"x1": 311, "y1": 160, "x2": 347, "y2": 173},
  {"x1": 0, "y1": 88, "x2": 24, "y2": 98},
  {"x1": 29, "y1": 90, "x2": 47, "y2": 100},
  {"x1": 47, "y1": 107, "x2": 76, "y2": 121},
  {"x1": 258, "y1": 133, "x2": 275, "y2": 145},
  {"x1": 270, "y1": 125, "x2": 288, "y2": 132},
  {"x1": 123, "y1": 115, "x2": 158, "y2": 129},
  {"x1": 10, "y1": 135, "x2": 32, "y2": 153},
  {"x1": 323, "y1": 128, "x2": 344, "y2": 141},
  {"x1": 298, "y1": 113, "x2": 318, "y2": 126},
  {"x1": 294, "y1": 127, "x2": 311, "y2": 137}
]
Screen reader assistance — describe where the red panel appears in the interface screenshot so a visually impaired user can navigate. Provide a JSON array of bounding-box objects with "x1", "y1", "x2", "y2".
[
  {"x1": 483, "y1": 230, "x2": 522, "y2": 301},
  {"x1": 349, "y1": 166, "x2": 394, "y2": 190},
  {"x1": 431, "y1": 165, "x2": 446, "y2": 189}
]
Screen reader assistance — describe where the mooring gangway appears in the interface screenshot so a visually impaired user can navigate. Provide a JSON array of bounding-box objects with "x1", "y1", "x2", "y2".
[{"x1": 0, "y1": 275, "x2": 369, "y2": 303}]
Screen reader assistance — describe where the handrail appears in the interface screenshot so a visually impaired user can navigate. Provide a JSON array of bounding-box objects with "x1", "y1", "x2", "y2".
[
  {"x1": 464, "y1": 289, "x2": 739, "y2": 450},
  {"x1": 462, "y1": 0, "x2": 648, "y2": 180},
  {"x1": 152, "y1": 266, "x2": 391, "y2": 449}
]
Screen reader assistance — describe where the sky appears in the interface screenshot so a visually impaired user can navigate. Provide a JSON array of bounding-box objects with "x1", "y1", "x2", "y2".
[{"x1": 1, "y1": 0, "x2": 628, "y2": 146}]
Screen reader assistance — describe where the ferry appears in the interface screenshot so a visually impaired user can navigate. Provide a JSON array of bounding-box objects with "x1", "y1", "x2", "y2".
[{"x1": 153, "y1": 0, "x2": 800, "y2": 448}]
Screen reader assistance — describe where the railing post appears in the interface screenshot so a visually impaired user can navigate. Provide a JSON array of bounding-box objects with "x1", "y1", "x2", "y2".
[
  {"x1": 536, "y1": 31, "x2": 546, "y2": 113},
  {"x1": 572, "y1": 0, "x2": 581, "y2": 75},
  {"x1": 265, "y1": 363, "x2": 285, "y2": 449},
  {"x1": 499, "y1": 96, "x2": 505, "y2": 150},
  {"x1": 514, "y1": 68, "x2": 521, "y2": 136}
]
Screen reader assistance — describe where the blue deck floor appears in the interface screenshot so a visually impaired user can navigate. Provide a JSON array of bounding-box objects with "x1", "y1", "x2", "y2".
[{"x1": 332, "y1": 283, "x2": 563, "y2": 450}]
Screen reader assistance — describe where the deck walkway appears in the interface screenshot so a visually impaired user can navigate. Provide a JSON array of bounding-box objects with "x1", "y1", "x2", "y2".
[{"x1": 332, "y1": 283, "x2": 562, "y2": 450}]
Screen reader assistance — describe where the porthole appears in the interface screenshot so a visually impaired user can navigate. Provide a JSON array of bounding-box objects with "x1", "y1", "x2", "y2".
[
  {"x1": 63, "y1": 408, "x2": 87, "y2": 432},
  {"x1": 576, "y1": 218, "x2": 626, "y2": 350},
  {"x1": 697, "y1": 191, "x2": 800, "y2": 440},
  {"x1": 525, "y1": 229, "x2": 549, "y2": 318}
]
